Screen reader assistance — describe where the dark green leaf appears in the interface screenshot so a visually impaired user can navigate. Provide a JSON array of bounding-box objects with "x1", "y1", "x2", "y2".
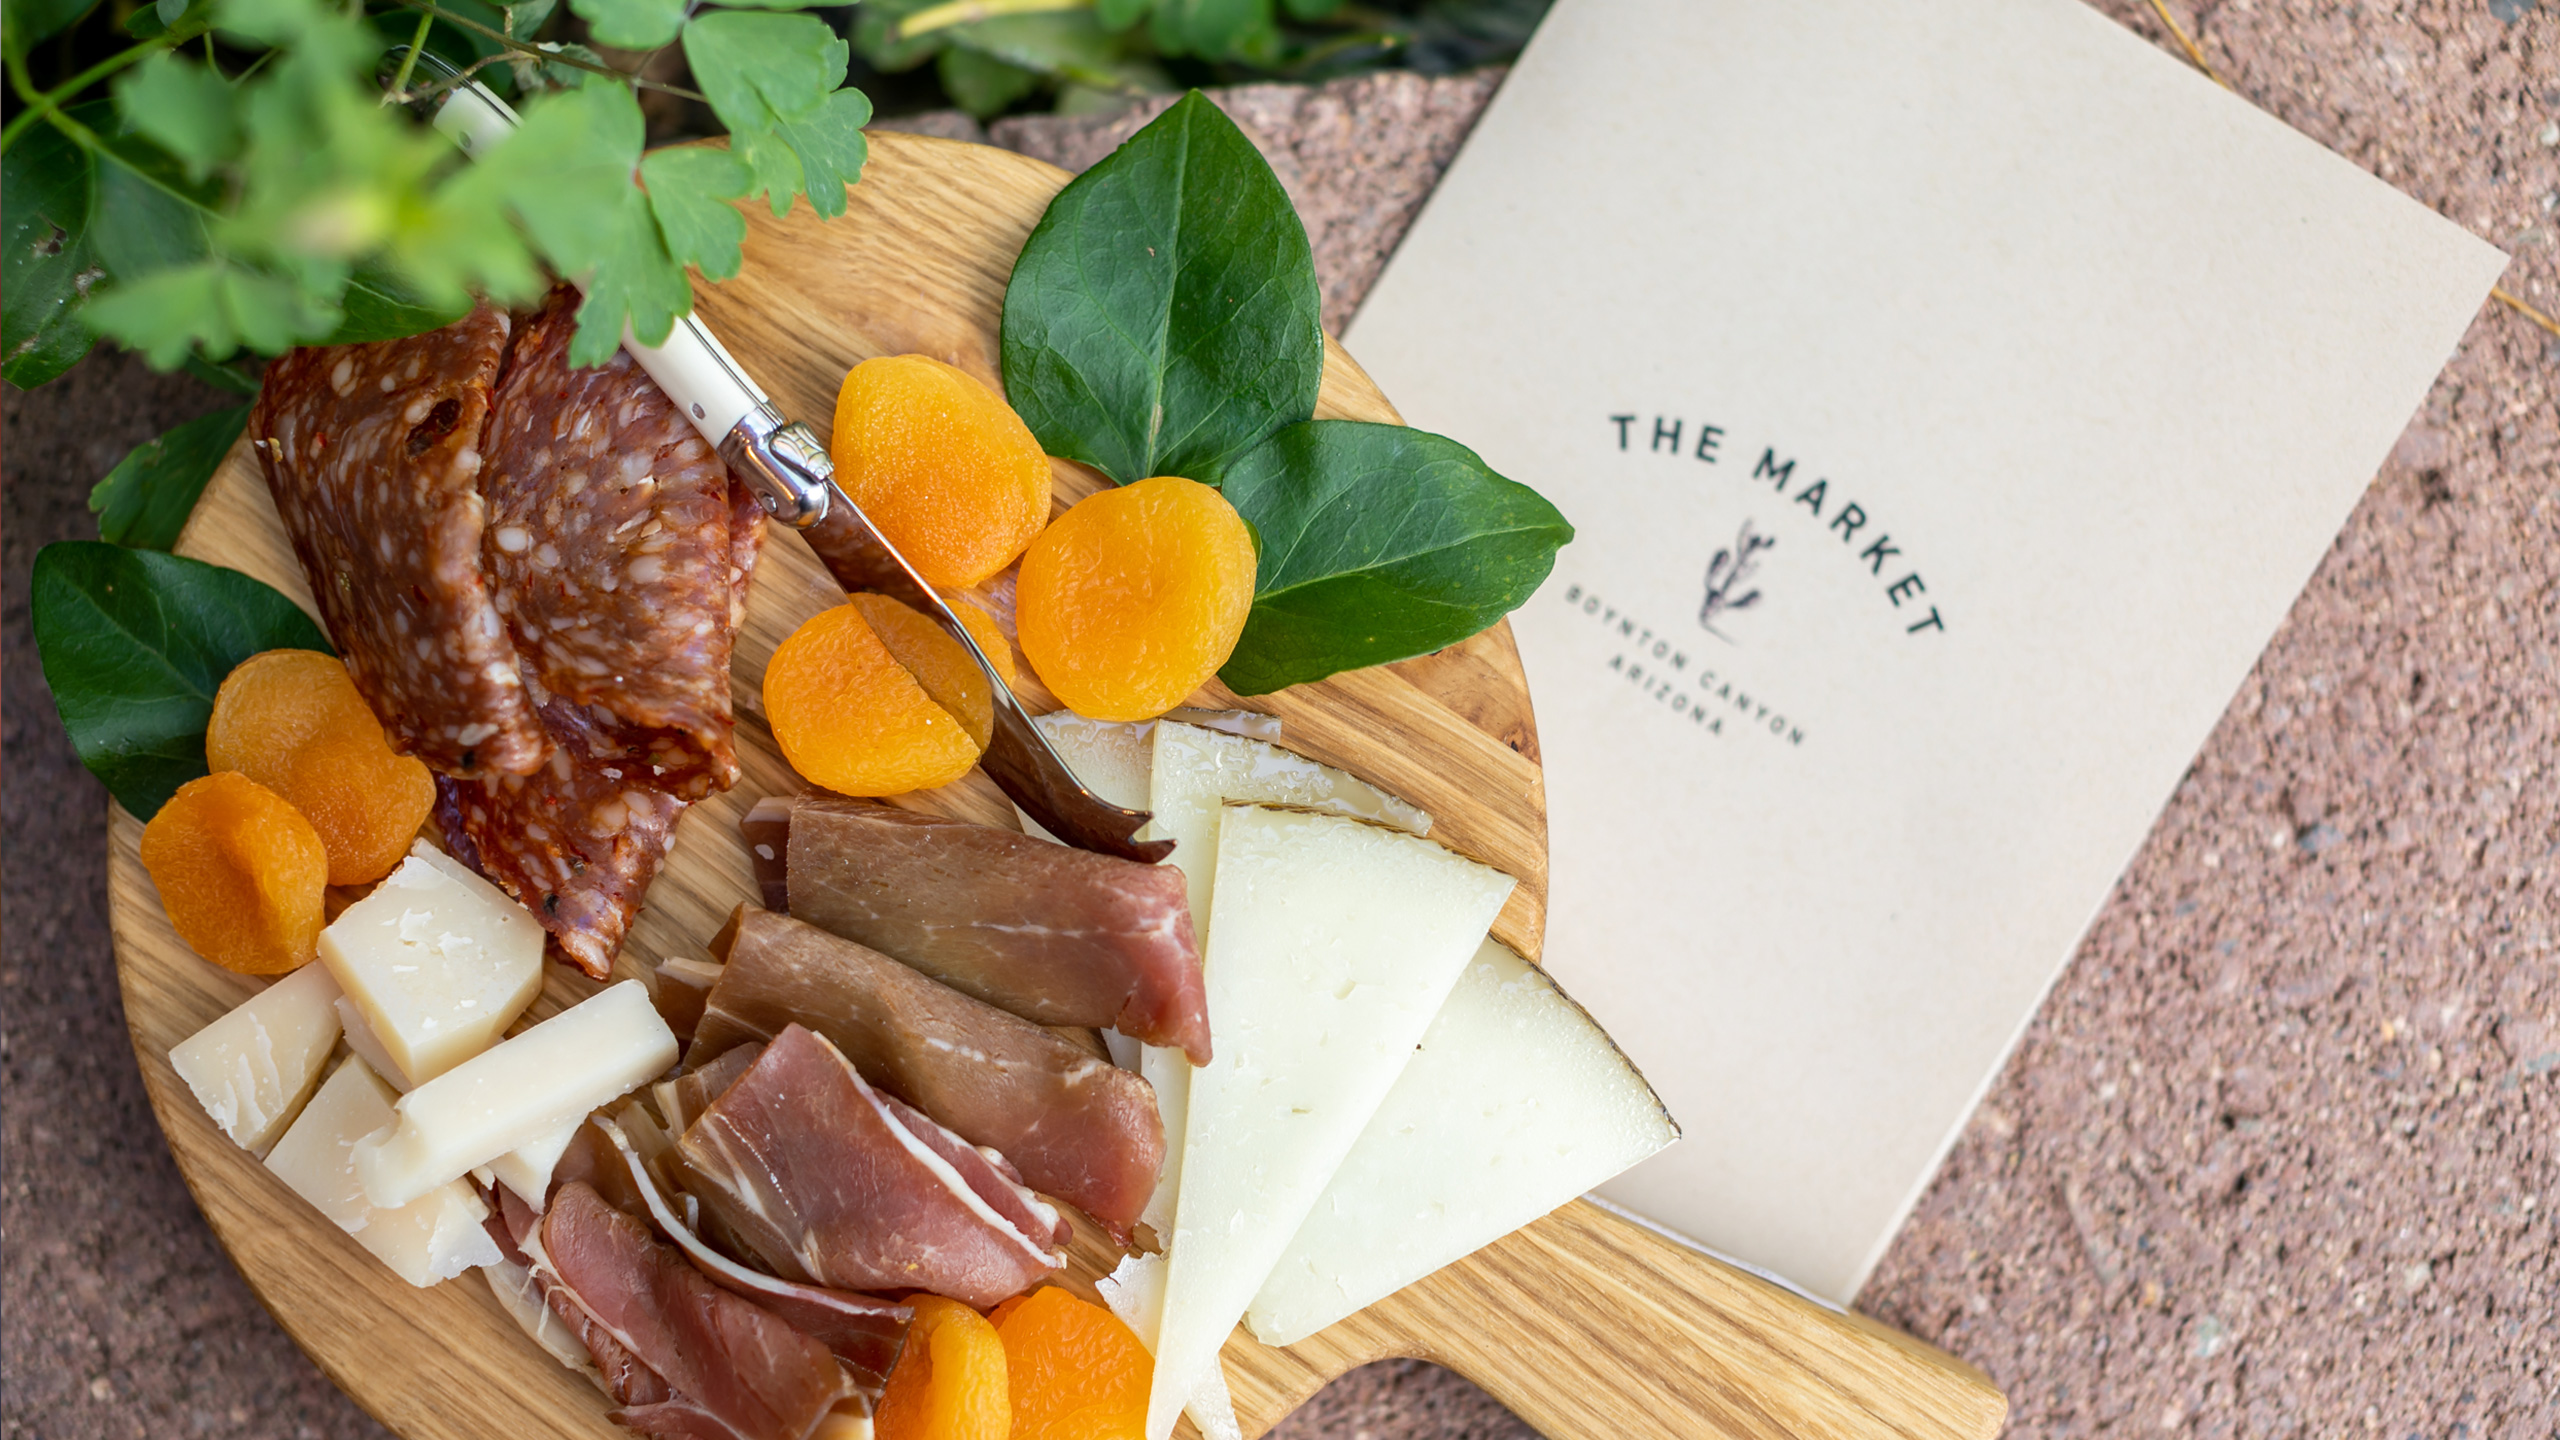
[
  {"x1": 328, "y1": 260, "x2": 473, "y2": 344},
  {"x1": 5, "y1": 0, "x2": 103, "y2": 48},
  {"x1": 86, "y1": 132, "x2": 219, "y2": 280},
  {"x1": 641, "y1": 145, "x2": 752, "y2": 281},
  {"x1": 182, "y1": 352, "x2": 266, "y2": 393},
  {"x1": 567, "y1": 0, "x2": 681, "y2": 50},
  {"x1": 945, "y1": 12, "x2": 1170, "y2": 98},
  {"x1": 1148, "y1": 0, "x2": 1267, "y2": 57},
  {"x1": 504, "y1": 0, "x2": 555, "y2": 38},
  {"x1": 89, "y1": 406, "x2": 250, "y2": 550},
  {"x1": 30, "y1": 542, "x2": 332, "y2": 818},
  {"x1": 1279, "y1": 0, "x2": 1340, "y2": 18},
  {"x1": 2, "y1": 120, "x2": 104, "y2": 388},
  {"x1": 938, "y1": 46, "x2": 1038, "y2": 117},
  {"x1": 1000, "y1": 89, "x2": 1320, "y2": 486},
  {"x1": 1212, "y1": 421, "x2": 1572, "y2": 694},
  {"x1": 1093, "y1": 0, "x2": 1150, "y2": 30},
  {"x1": 850, "y1": 0, "x2": 945, "y2": 72},
  {"x1": 115, "y1": 52, "x2": 242, "y2": 179}
]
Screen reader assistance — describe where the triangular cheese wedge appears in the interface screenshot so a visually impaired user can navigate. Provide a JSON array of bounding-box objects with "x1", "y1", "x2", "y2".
[
  {"x1": 1246, "y1": 938, "x2": 1680, "y2": 1345},
  {"x1": 1144, "y1": 804, "x2": 1512, "y2": 1440}
]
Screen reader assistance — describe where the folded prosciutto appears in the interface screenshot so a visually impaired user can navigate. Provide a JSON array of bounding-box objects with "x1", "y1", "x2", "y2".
[
  {"x1": 779, "y1": 799, "x2": 1211, "y2": 1064},
  {"x1": 672, "y1": 1025, "x2": 1068, "y2": 1309},
  {"x1": 526, "y1": 1182, "x2": 861, "y2": 1440},
  {"x1": 696, "y1": 906, "x2": 1164, "y2": 1240}
]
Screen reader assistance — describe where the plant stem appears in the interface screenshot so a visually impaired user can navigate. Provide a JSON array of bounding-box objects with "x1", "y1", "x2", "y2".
[
  {"x1": 386, "y1": 7, "x2": 434, "y2": 99},
  {"x1": 1, "y1": 22, "x2": 203, "y2": 149},
  {"x1": 895, "y1": 0, "x2": 1089, "y2": 42},
  {"x1": 391, "y1": 0, "x2": 708, "y2": 100}
]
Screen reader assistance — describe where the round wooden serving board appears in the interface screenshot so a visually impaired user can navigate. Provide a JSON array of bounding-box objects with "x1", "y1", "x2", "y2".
[{"x1": 110, "y1": 131, "x2": 2004, "y2": 1440}]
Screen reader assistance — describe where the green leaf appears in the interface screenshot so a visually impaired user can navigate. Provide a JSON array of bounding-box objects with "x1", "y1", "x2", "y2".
[
  {"x1": 115, "y1": 52, "x2": 242, "y2": 180},
  {"x1": 89, "y1": 406, "x2": 250, "y2": 550},
  {"x1": 5, "y1": 0, "x2": 103, "y2": 48},
  {"x1": 567, "y1": 0, "x2": 681, "y2": 50},
  {"x1": 30, "y1": 542, "x2": 332, "y2": 819},
  {"x1": 1211, "y1": 421, "x2": 1573, "y2": 694},
  {"x1": 944, "y1": 12, "x2": 1170, "y2": 99},
  {"x1": 83, "y1": 259, "x2": 337, "y2": 366},
  {"x1": 684, "y1": 9, "x2": 868, "y2": 216},
  {"x1": 328, "y1": 260, "x2": 473, "y2": 344},
  {"x1": 767, "y1": 86, "x2": 869, "y2": 216},
  {"x1": 504, "y1": 0, "x2": 555, "y2": 37},
  {"x1": 182, "y1": 352, "x2": 266, "y2": 393},
  {"x1": 938, "y1": 45, "x2": 1039, "y2": 117},
  {"x1": 642, "y1": 146, "x2": 752, "y2": 281},
  {"x1": 2, "y1": 120, "x2": 104, "y2": 389},
  {"x1": 1148, "y1": 0, "x2": 1268, "y2": 57},
  {"x1": 1000, "y1": 89, "x2": 1320, "y2": 486},
  {"x1": 1093, "y1": 0, "x2": 1151, "y2": 30},
  {"x1": 86, "y1": 131, "x2": 219, "y2": 280}
]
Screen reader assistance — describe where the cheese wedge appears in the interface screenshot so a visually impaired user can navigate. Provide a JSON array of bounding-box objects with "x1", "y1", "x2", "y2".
[
  {"x1": 1144, "y1": 805, "x2": 1513, "y2": 1440},
  {"x1": 320, "y1": 841, "x2": 544, "y2": 1087},
  {"x1": 485, "y1": 1114, "x2": 585, "y2": 1208},
  {"x1": 334, "y1": 996, "x2": 411, "y2": 1093},
  {"x1": 264, "y1": 1055, "x2": 500, "y2": 1287},
  {"x1": 354, "y1": 980, "x2": 676, "y2": 1209},
  {"x1": 169, "y1": 962, "x2": 344, "y2": 1156},
  {"x1": 1246, "y1": 938, "x2": 1679, "y2": 1344}
]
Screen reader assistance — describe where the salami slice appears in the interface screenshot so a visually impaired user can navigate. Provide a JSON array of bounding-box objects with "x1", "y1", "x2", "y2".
[
  {"x1": 482, "y1": 287, "x2": 749, "y2": 801},
  {"x1": 250, "y1": 305, "x2": 548, "y2": 777},
  {"x1": 438, "y1": 701, "x2": 686, "y2": 980}
]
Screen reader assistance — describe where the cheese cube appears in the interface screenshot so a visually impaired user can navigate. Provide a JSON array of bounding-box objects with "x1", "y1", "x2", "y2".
[
  {"x1": 354, "y1": 980, "x2": 676, "y2": 1210},
  {"x1": 168, "y1": 963, "x2": 344, "y2": 1156},
  {"x1": 264, "y1": 1055, "x2": 500, "y2": 1287},
  {"x1": 1144, "y1": 806, "x2": 1512, "y2": 1440},
  {"x1": 334, "y1": 997, "x2": 411, "y2": 1092},
  {"x1": 1247, "y1": 939, "x2": 1679, "y2": 1344},
  {"x1": 484, "y1": 1114, "x2": 585, "y2": 1208},
  {"x1": 320, "y1": 840, "x2": 544, "y2": 1087}
]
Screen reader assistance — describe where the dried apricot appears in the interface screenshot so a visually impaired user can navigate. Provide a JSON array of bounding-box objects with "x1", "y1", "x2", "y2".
[
  {"x1": 994, "y1": 1287, "x2": 1152, "y2": 1440},
  {"x1": 874, "y1": 1295, "x2": 1010, "y2": 1440},
  {"x1": 831, "y1": 356, "x2": 1052, "y2": 589},
  {"x1": 848, "y1": 594, "x2": 1018, "y2": 751},
  {"x1": 140, "y1": 772, "x2": 329, "y2": 975},
  {"x1": 207, "y1": 649, "x2": 436, "y2": 885},
  {"x1": 764, "y1": 603, "x2": 982, "y2": 796},
  {"x1": 1015, "y1": 476, "x2": 1256, "y2": 722}
]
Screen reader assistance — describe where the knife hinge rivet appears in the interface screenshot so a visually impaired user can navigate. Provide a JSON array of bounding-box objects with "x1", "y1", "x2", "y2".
[{"x1": 693, "y1": 403, "x2": 706, "y2": 419}]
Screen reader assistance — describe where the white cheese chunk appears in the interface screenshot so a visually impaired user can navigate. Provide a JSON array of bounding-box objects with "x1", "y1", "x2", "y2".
[
  {"x1": 354, "y1": 980, "x2": 676, "y2": 1210},
  {"x1": 1246, "y1": 938, "x2": 1679, "y2": 1345},
  {"x1": 485, "y1": 1114, "x2": 585, "y2": 1209},
  {"x1": 1144, "y1": 805, "x2": 1513, "y2": 1440},
  {"x1": 320, "y1": 841, "x2": 544, "y2": 1087},
  {"x1": 334, "y1": 997, "x2": 410, "y2": 1093},
  {"x1": 264, "y1": 1055, "x2": 500, "y2": 1287},
  {"x1": 1096, "y1": 1254, "x2": 1240, "y2": 1440},
  {"x1": 169, "y1": 962, "x2": 344, "y2": 1156}
]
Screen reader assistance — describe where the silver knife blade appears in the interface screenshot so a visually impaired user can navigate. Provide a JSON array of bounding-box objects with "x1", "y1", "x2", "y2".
[{"x1": 399, "y1": 56, "x2": 1169, "y2": 861}]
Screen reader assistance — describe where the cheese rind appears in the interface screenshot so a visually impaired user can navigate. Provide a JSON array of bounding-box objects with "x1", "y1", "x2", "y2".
[
  {"x1": 264, "y1": 1055, "x2": 500, "y2": 1287},
  {"x1": 1144, "y1": 805, "x2": 1513, "y2": 1440},
  {"x1": 169, "y1": 962, "x2": 345, "y2": 1156},
  {"x1": 353, "y1": 979, "x2": 677, "y2": 1210},
  {"x1": 1246, "y1": 938, "x2": 1679, "y2": 1345},
  {"x1": 320, "y1": 841, "x2": 545, "y2": 1087}
]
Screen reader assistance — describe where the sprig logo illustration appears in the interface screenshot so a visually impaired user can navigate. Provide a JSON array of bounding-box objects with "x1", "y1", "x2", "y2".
[{"x1": 1700, "y1": 518, "x2": 1775, "y2": 641}]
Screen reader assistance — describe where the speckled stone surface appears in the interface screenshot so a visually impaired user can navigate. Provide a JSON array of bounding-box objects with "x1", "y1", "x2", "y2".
[{"x1": 6, "y1": 4, "x2": 2554, "y2": 1437}]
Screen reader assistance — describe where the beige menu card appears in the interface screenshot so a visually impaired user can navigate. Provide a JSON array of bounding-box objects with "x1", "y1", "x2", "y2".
[{"x1": 1343, "y1": 0, "x2": 2506, "y2": 1301}]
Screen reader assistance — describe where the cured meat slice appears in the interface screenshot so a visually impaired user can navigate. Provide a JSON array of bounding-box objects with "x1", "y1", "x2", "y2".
[
  {"x1": 783, "y1": 799, "x2": 1211, "y2": 1064},
  {"x1": 435, "y1": 712, "x2": 686, "y2": 980},
  {"x1": 483, "y1": 287, "x2": 755, "y2": 802},
  {"x1": 653, "y1": 1042, "x2": 765, "y2": 1135},
  {"x1": 593, "y1": 1114, "x2": 909, "y2": 1398},
  {"x1": 489, "y1": 1186, "x2": 671, "y2": 1406},
  {"x1": 250, "y1": 304, "x2": 546, "y2": 777},
  {"x1": 673, "y1": 1025, "x2": 1066, "y2": 1309},
  {"x1": 534, "y1": 1182, "x2": 858, "y2": 1440},
  {"x1": 697, "y1": 906, "x2": 1163, "y2": 1241}
]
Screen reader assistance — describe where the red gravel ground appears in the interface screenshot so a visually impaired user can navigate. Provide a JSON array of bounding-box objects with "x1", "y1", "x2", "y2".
[{"x1": 6, "y1": 3, "x2": 2554, "y2": 1437}]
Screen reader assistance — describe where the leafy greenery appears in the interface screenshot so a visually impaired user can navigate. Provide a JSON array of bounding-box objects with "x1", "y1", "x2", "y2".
[
  {"x1": 89, "y1": 404, "x2": 249, "y2": 550},
  {"x1": 1211, "y1": 421, "x2": 1570, "y2": 693},
  {"x1": 1001, "y1": 89, "x2": 1321, "y2": 485},
  {"x1": 30, "y1": 542, "x2": 332, "y2": 818},
  {"x1": 1000, "y1": 93, "x2": 1567, "y2": 690}
]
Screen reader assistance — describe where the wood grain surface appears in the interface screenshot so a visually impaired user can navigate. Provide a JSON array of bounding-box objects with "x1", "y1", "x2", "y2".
[{"x1": 111, "y1": 129, "x2": 2004, "y2": 1440}]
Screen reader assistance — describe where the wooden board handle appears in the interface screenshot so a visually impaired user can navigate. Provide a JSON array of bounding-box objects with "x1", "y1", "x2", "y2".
[{"x1": 1229, "y1": 1201, "x2": 2007, "y2": 1440}]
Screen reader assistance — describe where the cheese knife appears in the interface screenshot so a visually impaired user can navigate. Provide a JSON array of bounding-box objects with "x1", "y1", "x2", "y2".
[{"x1": 400, "y1": 60, "x2": 1168, "y2": 862}]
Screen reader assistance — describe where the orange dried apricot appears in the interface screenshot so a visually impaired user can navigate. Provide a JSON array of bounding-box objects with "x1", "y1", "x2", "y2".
[
  {"x1": 139, "y1": 772, "x2": 329, "y2": 975},
  {"x1": 1015, "y1": 476, "x2": 1256, "y2": 722},
  {"x1": 993, "y1": 1287, "x2": 1153, "y2": 1440},
  {"x1": 848, "y1": 594, "x2": 1018, "y2": 751},
  {"x1": 764, "y1": 603, "x2": 982, "y2": 796},
  {"x1": 874, "y1": 1295, "x2": 1010, "y2": 1440},
  {"x1": 831, "y1": 356, "x2": 1053, "y2": 589},
  {"x1": 207, "y1": 649, "x2": 436, "y2": 885}
]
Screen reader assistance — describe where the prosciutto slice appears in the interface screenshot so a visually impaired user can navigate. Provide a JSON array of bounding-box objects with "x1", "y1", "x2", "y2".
[
  {"x1": 780, "y1": 799, "x2": 1211, "y2": 1063},
  {"x1": 672, "y1": 1025, "x2": 1067, "y2": 1309},
  {"x1": 697, "y1": 906, "x2": 1163, "y2": 1240},
  {"x1": 531, "y1": 1182, "x2": 859, "y2": 1440}
]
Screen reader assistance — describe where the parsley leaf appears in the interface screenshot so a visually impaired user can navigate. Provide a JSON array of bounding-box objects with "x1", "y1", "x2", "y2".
[
  {"x1": 113, "y1": 52, "x2": 240, "y2": 180},
  {"x1": 641, "y1": 146, "x2": 753, "y2": 282},
  {"x1": 566, "y1": 0, "x2": 682, "y2": 51},
  {"x1": 684, "y1": 10, "x2": 870, "y2": 218}
]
